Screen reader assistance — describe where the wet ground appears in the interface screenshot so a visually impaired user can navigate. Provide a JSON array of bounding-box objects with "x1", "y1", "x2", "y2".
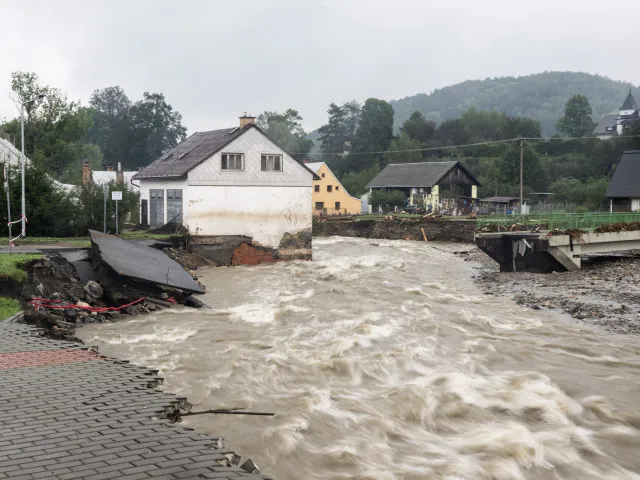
[
  {"x1": 469, "y1": 248, "x2": 640, "y2": 335},
  {"x1": 78, "y1": 238, "x2": 640, "y2": 480}
]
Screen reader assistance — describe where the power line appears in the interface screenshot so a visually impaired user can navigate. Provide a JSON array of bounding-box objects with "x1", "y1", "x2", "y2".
[{"x1": 301, "y1": 134, "x2": 640, "y2": 156}]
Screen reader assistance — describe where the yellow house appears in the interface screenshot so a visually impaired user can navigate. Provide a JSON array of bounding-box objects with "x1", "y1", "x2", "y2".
[{"x1": 306, "y1": 162, "x2": 362, "y2": 215}]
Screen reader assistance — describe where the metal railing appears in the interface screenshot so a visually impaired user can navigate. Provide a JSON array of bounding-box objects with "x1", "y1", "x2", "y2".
[{"x1": 476, "y1": 212, "x2": 640, "y2": 231}]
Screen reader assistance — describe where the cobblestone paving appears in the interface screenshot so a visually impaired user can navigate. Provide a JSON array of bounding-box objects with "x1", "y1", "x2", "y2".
[{"x1": 0, "y1": 320, "x2": 268, "y2": 480}]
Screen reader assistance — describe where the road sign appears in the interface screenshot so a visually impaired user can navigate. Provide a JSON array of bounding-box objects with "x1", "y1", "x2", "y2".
[{"x1": 112, "y1": 191, "x2": 122, "y2": 201}]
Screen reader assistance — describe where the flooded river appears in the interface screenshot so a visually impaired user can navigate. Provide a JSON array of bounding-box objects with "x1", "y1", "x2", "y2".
[{"x1": 78, "y1": 237, "x2": 640, "y2": 479}]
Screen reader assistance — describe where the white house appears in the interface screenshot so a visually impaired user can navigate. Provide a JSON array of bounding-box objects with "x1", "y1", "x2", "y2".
[
  {"x1": 82, "y1": 162, "x2": 140, "y2": 193},
  {"x1": 132, "y1": 115, "x2": 317, "y2": 261},
  {"x1": 0, "y1": 136, "x2": 75, "y2": 194},
  {"x1": 593, "y1": 90, "x2": 640, "y2": 138}
]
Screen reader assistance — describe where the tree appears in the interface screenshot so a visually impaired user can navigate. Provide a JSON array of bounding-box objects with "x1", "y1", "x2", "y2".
[
  {"x1": 496, "y1": 144, "x2": 546, "y2": 192},
  {"x1": 84, "y1": 86, "x2": 132, "y2": 167},
  {"x1": 318, "y1": 101, "x2": 361, "y2": 153},
  {"x1": 340, "y1": 164, "x2": 381, "y2": 197},
  {"x1": 556, "y1": 94, "x2": 596, "y2": 137},
  {"x1": 350, "y1": 98, "x2": 394, "y2": 170},
  {"x1": 76, "y1": 181, "x2": 139, "y2": 233},
  {"x1": 125, "y1": 92, "x2": 187, "y2": 169},
  {"x1": 256, "y1": 109, "x2": 313, "y2": 160},
  {"x1": 400, "y1": 111, "x2": 435, "y2": 143},
  {"x1": 383, "y1": 135, "x2": 424, "y2": 165},
  {"x1": 352, "y1": 98, "x2": 394, "y2": 154},
  {"x1": 549, "y1": 176, "x2": 609, "y2": 211},
  {"x1": 6, "y1": 71, "x2": 101, "y2": 178},
  {"x1": 318, "y1": 101, "x2": 361, "y2": 175},
  {"x1": 0, "y1": 165, "x2": 80, "y2": 237}
]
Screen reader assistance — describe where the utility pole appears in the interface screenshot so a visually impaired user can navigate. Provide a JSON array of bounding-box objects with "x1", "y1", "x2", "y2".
[
  {"x1": 20, "y1": 103, "x2": 26, "y2": 237},
  {"x1": 4, "y1": 162, "x2": 12, "y2": 244},
  {"x1": 103, "y1": 184, "x2": 108, "y2": 233},
  {"x1": 520, "y1": 139, "x2": 524, "y2": 215}
]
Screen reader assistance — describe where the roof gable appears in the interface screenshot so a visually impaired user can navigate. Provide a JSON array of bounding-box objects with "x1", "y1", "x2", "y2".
[
  {"x1": 621, "y1": 90, "x2": 638, "y2": 111},
  {"x1": 366, "y1": 161, "x2": 480, "y2": 189},
  {"x1": 605, "y1": 150, "x2": 640, "y2": 198},
  {"x1": 133, "y1": 124, "x2": 318, "y2": 180}
]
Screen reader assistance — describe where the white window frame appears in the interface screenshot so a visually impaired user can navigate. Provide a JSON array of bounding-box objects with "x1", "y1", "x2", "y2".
[
  {"x1": 221, "y1": 153, "x2": 244, "y2": 171},
  {"x1": 261, "y1": 154, "x2": 283, "y2": 172}
]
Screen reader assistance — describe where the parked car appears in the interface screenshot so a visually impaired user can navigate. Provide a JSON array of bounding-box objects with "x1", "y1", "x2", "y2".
[{"x1": 403, "y1": 205, "x2": 425, "y2": 215}]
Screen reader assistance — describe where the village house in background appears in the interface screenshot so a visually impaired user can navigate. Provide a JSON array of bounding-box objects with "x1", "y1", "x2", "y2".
[
  {"x1": 306, "y1": 162, "x2": 362, "y2": 215},
  {"x1": 605, "y1": 150, "x2": 640, "y2": 212},
  {"x1": 593, "y1": 90, "x2": 639, "y2": 139},
  {"x1": 479, "y1": 196, "x2": 521, "y2": 215},
  {"x1": 132, "y1": 115, "x2": 318, "y2": 263},
  {"x1": 1, "y1": 136, "x2": 75, "y2": 193},
  {"x1": 366, "y1": 161, "x2": 480, "y2": 215},
  {"x1": 82, "y1": 162, "x2": 140, "y2": 193}
]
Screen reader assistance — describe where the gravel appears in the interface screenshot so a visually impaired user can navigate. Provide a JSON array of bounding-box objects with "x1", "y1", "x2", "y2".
[{"x1": 464, "y1": 248, "x2": 640, "y2": 335}]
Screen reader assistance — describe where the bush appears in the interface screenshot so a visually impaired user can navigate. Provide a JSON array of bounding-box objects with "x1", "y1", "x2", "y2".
[
  {"x1": 75, "y1": 182, "x2": 140, "y2": 233},
  {"x1": 0, "y1": 165, "x2": 80, "y2": 237},
  {"x1": 370, "y1": 189, "x2": 406, "y2": 209}
]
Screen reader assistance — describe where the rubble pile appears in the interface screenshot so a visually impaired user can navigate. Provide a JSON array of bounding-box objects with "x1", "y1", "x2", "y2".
[
  {"x1": 19, "y1": 232, "x2": 208, "y2": 339},
  {"x1": 594, "y1": 221, "x2": 640, "y2": 233}
]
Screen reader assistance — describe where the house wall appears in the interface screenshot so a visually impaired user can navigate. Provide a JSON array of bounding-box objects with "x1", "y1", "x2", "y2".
[
  {"x1": 138, "y1": 178, "x2": 188, "y2": 226},
  {"x1": 184, "y1": 126, "x2": 313, "y2": 248},
  {"x1": 611, "y1": 198, "x2": 633, "y2": 212},
  {"x1": 185, "y1": 185, "x2": 312, "y2": 246},
  {"x1": 312, "y1": 163, "x2": 361, "y2": 215}
]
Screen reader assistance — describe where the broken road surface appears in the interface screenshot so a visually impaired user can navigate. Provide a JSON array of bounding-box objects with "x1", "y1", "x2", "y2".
[{"x1": 89, "y1": 230, "x2": 204, "y2": 294}]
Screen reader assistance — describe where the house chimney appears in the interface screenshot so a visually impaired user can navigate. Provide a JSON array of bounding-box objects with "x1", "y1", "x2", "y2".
[
  {"x1": 82, "y1": 163, "x2": 91, "y2": 186},
  {"x1": 116, "y1": 162, "x2": 124, "y2": 184},
  {"x1": 239, "y1": 113, "x2": 255, "y2": 128},
  {"x1": 106, "y1": 165, "x2": 114, "y2": 172}
]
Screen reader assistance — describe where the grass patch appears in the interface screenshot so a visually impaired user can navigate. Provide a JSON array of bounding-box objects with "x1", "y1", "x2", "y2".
[
  {"x1": 0, "y1": 296, "x2": 21, "y2": 319},
  {"x1": 18, "y1": 237, "x2": 90, "y2": 247},
  {"x1": 17, "y1": 232, "x2": 173, "y2": 246},
  {"x1": 120, "y1": 231, "x2": 173, "y2": 241},
  {"x1": 0, "y1": 254, "x2": 43, "y2": 283}
]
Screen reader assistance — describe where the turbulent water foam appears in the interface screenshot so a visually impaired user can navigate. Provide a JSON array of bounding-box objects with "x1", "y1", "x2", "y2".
[{"x1": 78, "y1": 237, "x2": 640, "y2": 480}]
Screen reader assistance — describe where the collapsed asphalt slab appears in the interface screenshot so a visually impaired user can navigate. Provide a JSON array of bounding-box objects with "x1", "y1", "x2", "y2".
[{"x1": 89, "y1": 230, "x2": 204, "y2": 294}]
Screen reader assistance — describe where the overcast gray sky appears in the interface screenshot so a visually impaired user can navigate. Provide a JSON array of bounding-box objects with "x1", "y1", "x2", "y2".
[{"x1": 1, "y1": 0, "x2": 637, "y2": 133}]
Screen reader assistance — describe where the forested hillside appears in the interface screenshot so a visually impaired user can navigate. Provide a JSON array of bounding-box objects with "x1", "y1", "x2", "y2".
[{"x1": 390, "y1": 72, "x2": 639, "y2": 136}]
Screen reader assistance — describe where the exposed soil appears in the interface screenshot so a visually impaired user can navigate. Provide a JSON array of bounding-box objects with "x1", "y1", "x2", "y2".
[{"x1": 466, "y1": 248, "x2": 640, "y2": 335}]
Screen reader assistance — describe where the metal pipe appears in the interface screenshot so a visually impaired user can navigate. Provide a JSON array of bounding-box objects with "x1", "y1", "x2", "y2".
[
  {"x1": 4, "y1": 163, "x2": 12, "y2": 244},
  {"x1": 20, "y1": 103, "x2": 25, "y2": 237}
]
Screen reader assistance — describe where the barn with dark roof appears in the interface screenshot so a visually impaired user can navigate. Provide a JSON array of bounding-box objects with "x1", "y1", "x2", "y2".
[{"x1": 365, "y1": 161, "x2": 480, "y2": 214}]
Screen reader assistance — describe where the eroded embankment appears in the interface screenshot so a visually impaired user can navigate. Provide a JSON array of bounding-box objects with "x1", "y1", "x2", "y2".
[
  {"x1": 468, "y1": 247, "x2": 640, "y2": 335},
  {"x1": 312, "y1": 217, "x2": 476, "y2": 242}
]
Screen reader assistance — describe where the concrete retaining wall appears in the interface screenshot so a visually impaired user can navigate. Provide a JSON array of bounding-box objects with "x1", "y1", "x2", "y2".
[{"x1": 312, "y1": 218, "x2": 476, "y2": 243}]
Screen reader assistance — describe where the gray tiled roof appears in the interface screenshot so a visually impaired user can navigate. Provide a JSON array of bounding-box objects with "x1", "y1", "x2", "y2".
[
  {"x1": 481, "y1": 196, "x2": 519, "y2": 203},
  {"x1": 621, "y1": 90, "x2": 638, "y2": 111},
  {"x1": 133, "y1": 124, "x2": 319, "y2": 180},
  {"x1": 605, "y1": 151, "x2": 640, "y2": 198},
  {"x1": 593, "y1": 114, "x2": 618, "y2": 135},
  {"x1": 133, "y1": 126, "x2": 247, "y2": 179},
  {"x1": 366, "y1": 161, "x2": 479, "y2": 188}
]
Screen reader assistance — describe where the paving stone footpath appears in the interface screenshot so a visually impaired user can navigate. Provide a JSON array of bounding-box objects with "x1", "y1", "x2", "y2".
[{"x1": 0, "y1": 317, "x2": 269, "y2": 480}]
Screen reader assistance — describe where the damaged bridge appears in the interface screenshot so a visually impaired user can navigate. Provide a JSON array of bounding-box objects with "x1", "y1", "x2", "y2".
[{"x1": 476, "y1": 230, "x2": 640, "y2": 272}]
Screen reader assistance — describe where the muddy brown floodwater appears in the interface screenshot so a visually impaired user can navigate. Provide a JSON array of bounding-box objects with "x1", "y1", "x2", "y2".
[{"x1": 78, "y1": 237, "x2": 640, "y2": 480}]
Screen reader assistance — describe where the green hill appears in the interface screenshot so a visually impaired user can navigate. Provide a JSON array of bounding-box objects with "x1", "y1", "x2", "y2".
[{"x1": 389, "y1": 71, "x2": 639, "y2": 136}]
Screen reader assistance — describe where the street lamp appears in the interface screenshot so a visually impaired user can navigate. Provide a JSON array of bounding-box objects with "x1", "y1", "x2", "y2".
[{"x1": 12, "y1": 93, "x2": 45, "y2": 238}]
